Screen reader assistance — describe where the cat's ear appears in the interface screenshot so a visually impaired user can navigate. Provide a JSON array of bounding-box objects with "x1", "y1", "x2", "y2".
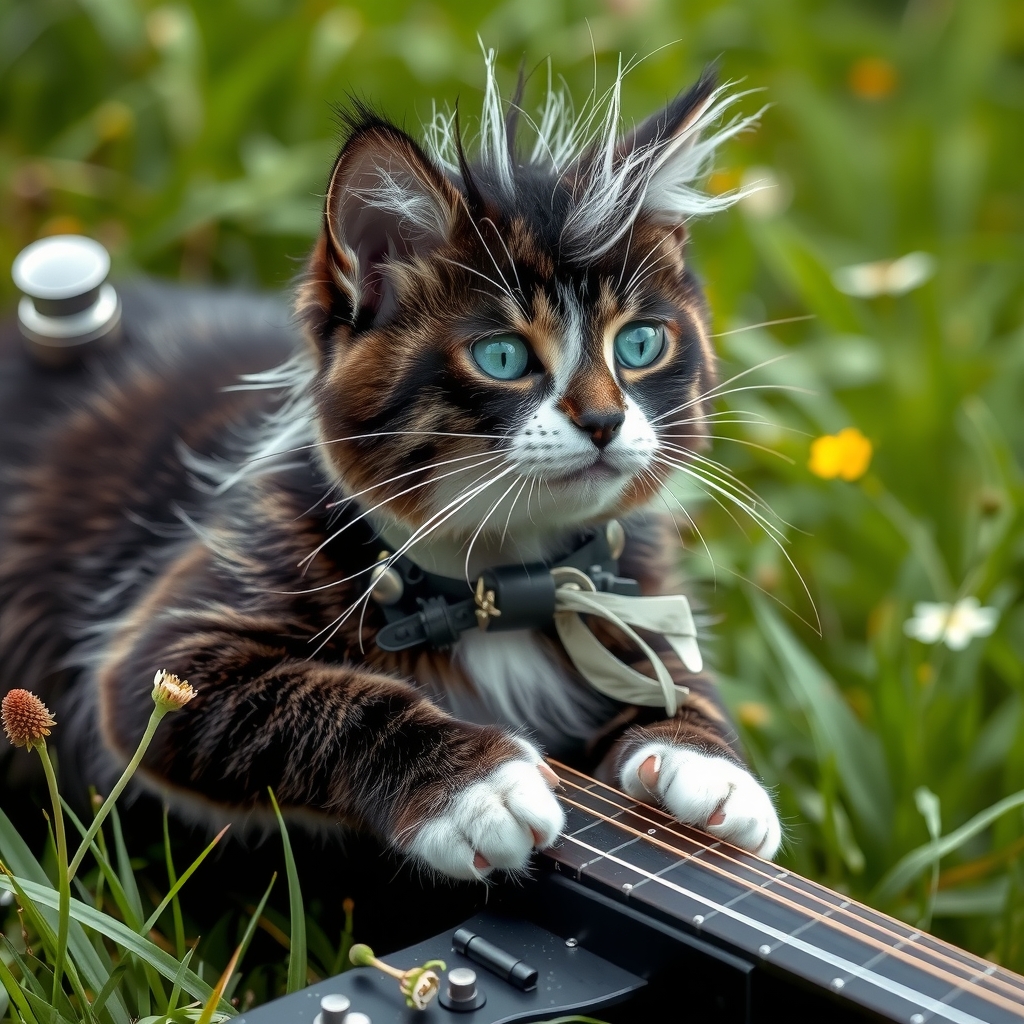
[
  {"x1": 623, "y1": 65, "x2": 722, "y2": 230},
  {"x1": 300, "y1": 117, "x2": 461, "y2": 342}
]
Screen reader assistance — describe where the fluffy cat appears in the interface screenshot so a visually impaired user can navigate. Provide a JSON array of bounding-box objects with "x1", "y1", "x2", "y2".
[{"x1": 0, "y1": 59, "x2": 781, "y2": 879}]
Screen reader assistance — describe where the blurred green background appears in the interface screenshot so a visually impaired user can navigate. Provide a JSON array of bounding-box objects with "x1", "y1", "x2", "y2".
[{"x1": 3, "y1": 0, "x2": 1024, "y2": 968}]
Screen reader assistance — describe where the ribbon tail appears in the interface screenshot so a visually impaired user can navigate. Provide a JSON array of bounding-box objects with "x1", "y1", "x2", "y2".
[{"x1": 665, "y1": 632, "x2": 703, "y2": 673}]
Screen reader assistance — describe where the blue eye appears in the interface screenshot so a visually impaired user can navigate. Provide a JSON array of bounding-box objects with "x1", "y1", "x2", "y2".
[
  {"x1": 471, "y1": 335, "x2": 530, "y2": 380},
  {"x1": 614, "y1": 322, "x2": 666, "y2": 369}
]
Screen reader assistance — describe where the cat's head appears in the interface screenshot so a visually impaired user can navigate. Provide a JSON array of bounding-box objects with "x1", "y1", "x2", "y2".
[{"x1": 296, "y1": 58, "x2": 757, "y2": 560}]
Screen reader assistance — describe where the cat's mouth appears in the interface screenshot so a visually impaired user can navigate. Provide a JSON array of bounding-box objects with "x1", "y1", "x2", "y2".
[{"x1": 544, "y1": 459, "x2": 625, "y2": 488}]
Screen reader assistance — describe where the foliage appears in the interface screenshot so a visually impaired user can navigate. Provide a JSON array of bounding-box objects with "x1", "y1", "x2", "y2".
[{"x1": 2, "y1": 0, "x2": 1024, "y2": 1000}]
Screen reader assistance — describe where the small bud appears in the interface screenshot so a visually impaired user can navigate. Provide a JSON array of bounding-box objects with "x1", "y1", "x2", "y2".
[
  {"x1": 349, "y1": 943, "x2": 377, "y2": 969},
  {"x1": 2, "y1": 689, "x2": 56, "y2": 749},
  {"x1": 151, "y1": 670, "x2": 197, "y2": 711}
]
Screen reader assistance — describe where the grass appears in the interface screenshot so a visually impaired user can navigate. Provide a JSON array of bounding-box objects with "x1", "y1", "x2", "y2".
[{"x1": 3, "y1": 0, "x2": 1024, "y2": 1014}]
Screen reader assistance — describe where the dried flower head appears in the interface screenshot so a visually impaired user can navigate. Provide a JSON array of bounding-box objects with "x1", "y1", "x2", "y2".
[
  {"x1": 349, "y1": 944, "x2": 445, "y2": 1010},
  {"x1": 402, "y1": 966, "x2": 443, "y2": 1010},
  {"x1": 151, "y1": 670, "x2": 197, "y2": 711},
  {"x1": 2, "y1": 689, "x2": 56, "y2": 749}
]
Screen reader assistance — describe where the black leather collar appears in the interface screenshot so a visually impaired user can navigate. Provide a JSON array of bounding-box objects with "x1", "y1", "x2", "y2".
[{"x1": 370, "y1": 523, "x2": 640, "y2": 653}]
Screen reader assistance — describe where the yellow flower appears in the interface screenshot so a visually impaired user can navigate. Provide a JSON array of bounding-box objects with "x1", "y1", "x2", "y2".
[{"x1": 808, "y1": 428, "x2": 872, "y2": 481}]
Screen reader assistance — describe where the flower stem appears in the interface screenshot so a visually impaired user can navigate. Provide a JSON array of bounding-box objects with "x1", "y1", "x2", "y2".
[
  {"x1": 68, "y1": 705, "x2": 168, "y2": 881},
  {"x1": 37, "y1": 740, "x2": 70, "y2": 1005}
]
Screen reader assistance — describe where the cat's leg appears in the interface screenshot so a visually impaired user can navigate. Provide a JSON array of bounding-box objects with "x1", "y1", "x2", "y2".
[
  {"x1": 610, "y1": 677, "x2": 781, "y2": 858},
  {"x1": 96, "y1": 585, "x2": 563, "y2": 880}
]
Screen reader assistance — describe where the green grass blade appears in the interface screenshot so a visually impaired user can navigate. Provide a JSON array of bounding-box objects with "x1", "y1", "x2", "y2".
[
  {"x1": 752, "y1": 595, "x2": 893, "y2": 840},
  {"x1": 145, "y1": 825, "x2": 229, "y2": 936},
  {"x1": 61, "y1": 798, "x2": 139, "y2": 934},
  {"x1": 0, "y1": 876, "x2": 233, "y2": 1016},
  {"x1": 267, "y1": 789, "x2": 306, "y2": 994},
  {"x1": 163, "y1": 807, "x2": 187, "y2": 959},
  {"x1": 90, "y1": 964, "x2": 129, "y2": 1020},
  {"x1": 109, "y1": 808, "x2": 144, "y2": 929},
  {"x1": 165, "y1": 947, "x2": 194, "y2": 1015},
  {"x1": 223, "y1": 872, "x2": 276, "y2": 1003},
  {"x1": 0, "y1": 952, "x2": 40, "y2": 1024},
  {"x1": 874, "y1": 788, "x2": 1024, "y2": 903}
]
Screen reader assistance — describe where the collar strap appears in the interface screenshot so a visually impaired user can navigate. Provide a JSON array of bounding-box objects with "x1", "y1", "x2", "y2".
[
  {"x1": 373, "y1": 522, "x2": 639, "y2": 653},
  {"x1": 369, "y1": 520, "x2": 701, "y2": 716}
]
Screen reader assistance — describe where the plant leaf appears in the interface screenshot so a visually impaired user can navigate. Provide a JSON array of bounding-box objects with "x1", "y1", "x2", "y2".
[{"x1": 267, "y1": 789, "x2": 306, "y2": 994}]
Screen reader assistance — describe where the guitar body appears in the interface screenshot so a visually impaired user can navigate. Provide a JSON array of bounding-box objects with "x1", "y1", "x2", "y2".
[{"x1": 239, "y1": 763, "x2": 1024, "y2": 1024}]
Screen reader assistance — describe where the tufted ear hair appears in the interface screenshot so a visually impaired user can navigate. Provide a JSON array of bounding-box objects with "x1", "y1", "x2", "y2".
[
  {"x1": 561, "y1": 64, "x2": 757, "y2": 260},
  {"x1": 300, "y1": 113, "x2": 461, "y2": 344},
  {"x1": 620, "y1": 65, "x2": 721, "y2": 227}
]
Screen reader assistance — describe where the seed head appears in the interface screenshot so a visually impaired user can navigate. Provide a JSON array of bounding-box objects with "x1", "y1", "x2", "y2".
[
  {"x1": 151, "y1": 670, "x2": 197, "y2": 711},
  {"x1": 2, "y1": 689, "x2": 56, "y2": 749}
]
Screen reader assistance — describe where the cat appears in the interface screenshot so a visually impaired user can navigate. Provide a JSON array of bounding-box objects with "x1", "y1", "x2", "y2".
[{"x1": 0, "y1": 57, "x2": 781, "y2": 880}]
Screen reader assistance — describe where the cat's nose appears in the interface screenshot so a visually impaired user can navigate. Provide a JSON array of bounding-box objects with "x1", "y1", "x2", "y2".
[{"x1": 573, "y1": 409, "x2": 625, "y2": 449}]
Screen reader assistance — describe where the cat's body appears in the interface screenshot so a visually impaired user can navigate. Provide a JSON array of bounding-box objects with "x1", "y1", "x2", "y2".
[{"x1": 0, "y1": 62, "x2": 781, "y2": 878}]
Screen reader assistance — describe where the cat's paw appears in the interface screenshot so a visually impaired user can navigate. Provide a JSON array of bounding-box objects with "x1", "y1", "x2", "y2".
[
  {"x1": 620, "y1": 743, "x2": 781, "y2": 858},
  {"x1": 406, "y1": 741, "x2": 564, "y2": 880}
]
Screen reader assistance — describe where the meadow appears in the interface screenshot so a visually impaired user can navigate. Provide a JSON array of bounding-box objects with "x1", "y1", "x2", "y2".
[{"x1": 2, "y1": 0, "x2": 1024, "y2": 1016}]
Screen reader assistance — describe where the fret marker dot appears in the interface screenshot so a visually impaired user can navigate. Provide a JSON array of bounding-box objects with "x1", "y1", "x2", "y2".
[
  {"x1": 831, "y1": 978, "x2": 845, "y2": 990},
  {"x1": 565, "y1": 938, "x2": 578, "y2": 948},
  {"x1": 758, "y1": 945, "x2": 771, "y2": 956},
  {"x1": 648, "y1": 829, "x2": 656, "y2": 834},
  {"x1": 621, "y1": 883, "x2": 633, "y2": 892},
  {"x1": 910, "y1": 1016, "x2": 925, "y2": 1024}
]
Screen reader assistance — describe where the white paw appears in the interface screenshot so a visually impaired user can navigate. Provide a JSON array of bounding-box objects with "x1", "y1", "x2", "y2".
[
  {"x1": 621, "y1": 742, "x2": 781, "y2": 858},
  {"x1": 407, "y1": 742, "x2": 564, "y2": 880}
]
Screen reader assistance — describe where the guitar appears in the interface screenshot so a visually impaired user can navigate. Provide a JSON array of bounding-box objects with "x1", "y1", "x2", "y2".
[{"x1": 239, "y1": 761, "x2": 1024, "y2": 1024}]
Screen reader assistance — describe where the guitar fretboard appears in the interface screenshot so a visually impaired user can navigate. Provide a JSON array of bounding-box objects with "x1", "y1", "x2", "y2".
[{"x1": 544, "y1": 761, "x2": 1024, "y2": 1024}]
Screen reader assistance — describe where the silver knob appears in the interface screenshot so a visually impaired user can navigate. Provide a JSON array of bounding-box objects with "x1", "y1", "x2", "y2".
[
  {"x1": 447, "y1": 967, "x2": 478, "y2": 1003},
  {"x1": 12, "y1": 234, "x2": 121, "y2": 366},
  {"x1": 346, "y1": 1014, "x2": 371, "y2": 1024},
  {"x1": 316, "y1": 994, "x2": 350, "y2": 1024}
]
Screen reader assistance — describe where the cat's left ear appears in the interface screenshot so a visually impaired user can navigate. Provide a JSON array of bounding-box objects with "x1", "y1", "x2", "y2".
[{"x1": 299, "y1": 117, "x2": 461, "y2": 343}]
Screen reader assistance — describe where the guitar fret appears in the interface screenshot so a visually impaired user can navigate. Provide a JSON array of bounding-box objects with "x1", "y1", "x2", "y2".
[
  {"x1": 563, "y1": 833, "x2": 1004, "y2": 1023},
  {"x1": 547, "y1": 762, "x2": 1024, "y2": 1019}
]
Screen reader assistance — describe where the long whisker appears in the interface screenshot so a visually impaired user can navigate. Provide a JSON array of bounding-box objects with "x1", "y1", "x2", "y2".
[
  {"x1": 248, "y1": 428, "x2": 508, "y2": 464},
  {"x1": 462, "y1": 474, "x2": 524, "y2": 583},
  {"x1": 325, "y1": 448, "x2": 514, "y2": 511},
  {"x1": 653, "y1": 454, "x2": 820, "y2": 632},
  {"x1": 659, "y1": 442, "x2": 781, "y2": 515},
  {"x1": 310, "y1": 463, "x2": 520, "y2": 656},
  {"x1": 295, "y1": 454, "x2": 510, "y2": 577},
  {"x1": 711, "y1": 314, "x2": 816, "y2": 337},
  {"x1": 661, "y1": 434, "x2": 796, "y2": 465},
  {"x1": 651, "y1": 355, "x2": 794, "y2": 424},
  {"x1": 501, "y1": 474, "x2": 532, "y2": 547}
]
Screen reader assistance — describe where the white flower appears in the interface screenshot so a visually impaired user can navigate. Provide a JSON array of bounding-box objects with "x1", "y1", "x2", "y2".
[
  {"x1": 832, "y1": 252, "x2": 936, "y2": 297},
  {"x1": 903, "y1": 597, "x2": 998, "y2": 650}
]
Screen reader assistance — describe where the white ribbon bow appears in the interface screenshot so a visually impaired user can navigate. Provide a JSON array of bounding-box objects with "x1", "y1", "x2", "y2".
[{"x1": 551, "y1": 574, "x2": 700, "y2": 717}]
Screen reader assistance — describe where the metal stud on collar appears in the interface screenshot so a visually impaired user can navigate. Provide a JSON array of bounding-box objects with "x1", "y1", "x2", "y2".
[{"x1": 473, "y1": 576, "x2": 501, "y2": 629}]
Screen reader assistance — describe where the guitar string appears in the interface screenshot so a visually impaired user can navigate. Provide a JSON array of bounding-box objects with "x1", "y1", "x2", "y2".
[
  {"x1": 552, "y1": 782, "x2": 1024, "y2": 1015},
  {"x1": 559, "y1": 829, "x2": 1001, "y2": 1024},
  {"x1": 550, "y1": 766, "x2": 1024, "y2": 1001}
]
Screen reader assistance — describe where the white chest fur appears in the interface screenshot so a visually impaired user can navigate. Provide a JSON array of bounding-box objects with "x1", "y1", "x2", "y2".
[{"x1": 447, "y1": 627, "x2": 613, "y2": 752}]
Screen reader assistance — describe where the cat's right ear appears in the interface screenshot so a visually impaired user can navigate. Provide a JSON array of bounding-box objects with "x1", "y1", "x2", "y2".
[{"x1": 298, "y1": 117, "x2": 461, "y2": 346}]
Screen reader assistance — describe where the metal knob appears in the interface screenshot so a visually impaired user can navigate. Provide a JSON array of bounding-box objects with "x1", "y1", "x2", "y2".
[
  {"x1": 12, "y1": 234, "x2": 122, "y2": 366},
  {"x1": 315, "y1": 993, "x2": 350, "y2": 1024},
  {"x1": 346, "y1": 1014, "x2": 371, "y2": 1024},
  {"x1": 447, "y1": 968, "x2": 478, "y2": 1002},
  {"x1": 439, "y1": 965, "x2": 486, "y2": 1011}
]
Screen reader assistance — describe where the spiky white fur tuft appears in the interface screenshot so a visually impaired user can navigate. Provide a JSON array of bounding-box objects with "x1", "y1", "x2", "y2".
[{"x1": 420, "y1": 50, "x2": 764, "y2": 260}]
